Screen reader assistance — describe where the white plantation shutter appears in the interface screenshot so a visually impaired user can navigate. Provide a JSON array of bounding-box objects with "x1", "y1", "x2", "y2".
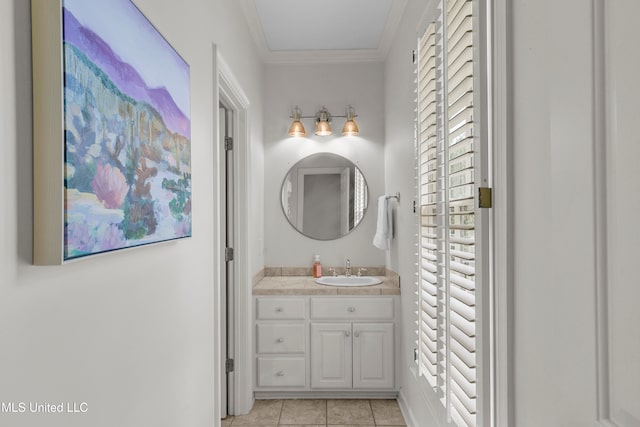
[
  {"x1": 417, "y1": 20, "x2": 440, "y2": 387},
  {"x1": 354, "y1": 168, "x2": 366, "y2": 225},
  {"x1": 417, "y1": 0, "x2": 481, "y2": 426},
  {"x1": 446, "y1": 1, "x2": 477, "y2": 424}
]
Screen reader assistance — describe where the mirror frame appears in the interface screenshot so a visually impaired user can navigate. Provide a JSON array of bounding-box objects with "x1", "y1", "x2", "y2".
[{"x1": 280, "y1": 153, "x2": 369, "y2": 240}]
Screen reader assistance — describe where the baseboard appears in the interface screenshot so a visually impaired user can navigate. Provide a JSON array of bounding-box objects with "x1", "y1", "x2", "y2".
[
  {"x1": 254, "y1": 391, "x2": 399, "y2": 400},
  {"x1": 398, "y1": 389, "x2": 419, "y2": 427}
]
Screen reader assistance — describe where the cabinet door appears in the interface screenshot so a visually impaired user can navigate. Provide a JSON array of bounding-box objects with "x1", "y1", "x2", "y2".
[
  {"x1": 310, "y1": 323, "x2": 352, "y2": 388},
  {"x1": 353, "y1": 323, "x2": 394, "y2": 389}
]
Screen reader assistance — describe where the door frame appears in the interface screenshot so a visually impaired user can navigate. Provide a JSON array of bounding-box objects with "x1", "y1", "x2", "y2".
[
  {"x1": 296, "y1": 167, "x2": 344, "y2": 232},
  {"x1": 215, "y1": 49, "x2": 253, "y2": 417}
]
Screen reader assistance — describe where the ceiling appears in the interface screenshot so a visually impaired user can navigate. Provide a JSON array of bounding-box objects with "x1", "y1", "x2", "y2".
[{"x1": 240, "y1": 0, "x2": 408, "y2": 64}]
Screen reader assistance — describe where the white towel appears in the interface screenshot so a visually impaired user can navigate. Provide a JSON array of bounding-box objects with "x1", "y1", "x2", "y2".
[{"x1": 373, "y1": 195, "x2": 392, "y2": 250}]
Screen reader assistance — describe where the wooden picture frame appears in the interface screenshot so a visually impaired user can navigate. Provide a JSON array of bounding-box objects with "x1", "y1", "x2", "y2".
[{"x1": 32, "y1": 0, "x2": 191, "y2": 264}]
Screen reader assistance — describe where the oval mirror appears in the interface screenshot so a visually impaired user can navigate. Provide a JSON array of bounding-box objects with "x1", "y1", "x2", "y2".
[{"x1": 281, "y1": 153, "x2": 369, "y2": 240}]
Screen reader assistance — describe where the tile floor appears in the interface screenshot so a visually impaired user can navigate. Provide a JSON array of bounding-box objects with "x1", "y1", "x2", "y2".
[{"x1": 222, "y1": 399, "x2": 407, "y2": 426}]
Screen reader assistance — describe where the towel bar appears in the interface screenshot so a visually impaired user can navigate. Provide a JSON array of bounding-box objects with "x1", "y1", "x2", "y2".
[{"x1": 386, "y1": 192, "x2": 400, "y2": 202}]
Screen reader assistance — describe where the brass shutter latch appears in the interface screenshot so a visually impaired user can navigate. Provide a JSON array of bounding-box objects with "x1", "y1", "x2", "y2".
[{"x1": 479, "y1": 187, "x2": 493, "y2": 209}]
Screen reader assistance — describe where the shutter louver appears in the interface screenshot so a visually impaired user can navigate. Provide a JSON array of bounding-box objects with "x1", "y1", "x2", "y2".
[
  {"x1": 417, "y1": 0, "x2": 477, "y2": 426},
  {"x1": 417, "y1": 20, "x2": 440, "y2": 388}
]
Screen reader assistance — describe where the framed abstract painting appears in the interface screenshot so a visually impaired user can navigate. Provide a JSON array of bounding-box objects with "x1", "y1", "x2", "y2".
[{"x1": 32, "y1": 0, "x2": 191, "y2": 264}]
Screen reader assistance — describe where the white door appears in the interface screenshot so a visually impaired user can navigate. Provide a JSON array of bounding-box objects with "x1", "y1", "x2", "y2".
[
  {"x1": 219, "y1": 102, "x2": 235, "y2": 418},
  {"x1": 218, "y1": 105, "x2": 227, "y2": 418},
  {"x1": 310, "y1": 323, "x2": 352, "y2": 389},
  {"x1": 603, "y1": 2, "x2": 640, "y2": 423},
  {"x1": 353, "y1": 323, "x2": 394, "y2": 389}
]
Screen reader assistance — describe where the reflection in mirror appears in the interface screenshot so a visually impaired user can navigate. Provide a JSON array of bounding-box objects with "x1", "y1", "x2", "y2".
[{"x1": 281, "y1": 153, "x2": 368, "y2": 240}]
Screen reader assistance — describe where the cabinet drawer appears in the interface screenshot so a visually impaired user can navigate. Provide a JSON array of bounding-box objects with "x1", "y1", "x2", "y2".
[
  {"x1": 256, "y1": 298, "x2": 306, "y2": 320},
  {"x1": 310, "y1": 297, "x2": 394, "y2": 320},
  {"x1": 257, "y1": 323, "x2": 305, "y2": 354},
  {"x1": 257, "y1": 357, "x2": 306, "y2": 387}
]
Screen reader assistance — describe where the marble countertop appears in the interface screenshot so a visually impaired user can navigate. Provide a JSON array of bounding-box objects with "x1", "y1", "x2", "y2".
[{"x1": 253, "y1": 275, "x2": 400, "y2": 296}]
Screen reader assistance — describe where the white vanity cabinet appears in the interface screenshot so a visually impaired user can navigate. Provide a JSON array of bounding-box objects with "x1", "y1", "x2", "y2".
[
  {"x1": 310, "y1": 298, "x2": 395, "y2": 390},
  {"x1": 254, "y1": 294, "x2": 398, "y2": 396}
]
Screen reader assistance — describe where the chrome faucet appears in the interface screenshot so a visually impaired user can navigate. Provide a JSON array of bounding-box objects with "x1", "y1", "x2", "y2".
[{"x1": 345, "y1": 259, "x2": 352, "y2": 277}]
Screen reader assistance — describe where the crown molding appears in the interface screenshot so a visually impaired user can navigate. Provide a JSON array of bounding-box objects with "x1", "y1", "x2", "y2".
[
  {"x1": 239, "y1": 0, "x2": 407, "y2": 65},
  {"x1": 261, "y1": 49, "x2": 386, "y2": 65},
  {"x1": 378, "y1": 0, "x2": 408, "y2": 59},
  {"x1": 238, "y1": 0, "x2": 270, "y2": 61}
]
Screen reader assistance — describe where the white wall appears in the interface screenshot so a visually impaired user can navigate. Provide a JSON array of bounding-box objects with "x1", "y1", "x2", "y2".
[
  {"x1": 383, "y1": 0, "x2": 445, "y2": 425},
  {"x1": 208, "y1": 1, "x2": 265, "y2": 277},
  {"x1": 0, "y1": 1, "x2": 263, "y2": 427},
  {"x1": 263, "y1": 63, "x2": 386, "y2": 268}
]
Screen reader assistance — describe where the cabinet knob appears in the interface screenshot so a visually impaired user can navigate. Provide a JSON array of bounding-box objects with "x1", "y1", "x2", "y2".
[
  {"x1": 354, "y1": 332, "x2": 360, "y2": 337},
  {"x1": 345, "y1": 331, "x2": 350, "y2": 337},
  {"x1": 275, "y1": 307, "x2": 283, "y2": 312},
  {"x1": 276, "y1": 371, "x2": 285, "y2": 377},
  {"x1": 277, "y1": 338, "x2": 284, "y2": 343},
  {"x1": 348, "y1": 307, "x2": 356, "y2": 312}
]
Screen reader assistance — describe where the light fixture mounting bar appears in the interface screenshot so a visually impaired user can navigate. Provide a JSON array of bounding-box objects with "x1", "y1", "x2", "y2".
[{"x1": 291, "y1": 114, "x2": 354, "y2": 119}]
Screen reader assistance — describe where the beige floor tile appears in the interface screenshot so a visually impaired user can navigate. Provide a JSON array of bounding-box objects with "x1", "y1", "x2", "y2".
[
  {"x1": 327, "y1": 399, "x2": 374, "y2": 425},
  {"x1": 278, "y1": 425, "x2": 326, "y2": 427},
  {"x1": 328, "y1": 425, "x2": 375, "y2": 427},
  {"x1": 231, "y1": 399, "x2": 283, "y2": 426},
  {"x1": 279, "y1": 399, "x2": 327, "y2": 425},
  {"x1": 221, "y1": 416, "x2": 234, "y2": 426},
  {"x1": 370, "y1": 399, "x2": 406, "y2": 426}
]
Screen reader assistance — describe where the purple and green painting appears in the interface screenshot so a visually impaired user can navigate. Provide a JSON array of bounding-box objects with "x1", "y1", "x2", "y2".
[{"x1": 62, "y1": 0, "x2": 191, "y2": 260}]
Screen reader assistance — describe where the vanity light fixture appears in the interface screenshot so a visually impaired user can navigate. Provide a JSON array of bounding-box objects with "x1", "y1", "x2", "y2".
[
  {"x1": 315, "y1": 107, "x2": 332, "y2": 136},
  {"x1": 288, "y1": 105, "x2": 359, "y2": 137},
  {"x1": 288, "y1": 106, "x2": 306, "y2": 137},
  {"x1": 341, "y1": 105, "x2": 359, "y2": 136}
]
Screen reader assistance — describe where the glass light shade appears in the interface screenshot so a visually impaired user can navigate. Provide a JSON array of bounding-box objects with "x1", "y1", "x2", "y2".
[
  {"x1": 315, "y1": 119, "x2": 332, "y2": 136},
  {"x1": 342, "y1": 119, "x2": 359, "y2": 136},
  {"x1": 288, "y1": 120, "x2": 306, "y2": 137}
]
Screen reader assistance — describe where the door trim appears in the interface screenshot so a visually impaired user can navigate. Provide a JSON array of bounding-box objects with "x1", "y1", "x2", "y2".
[
  {"x1": 491, "y1": 0, "x2": 514, "y2": 426},
  {"x1": 216, "y1": 50, "x2": 253, "y2": 416}
]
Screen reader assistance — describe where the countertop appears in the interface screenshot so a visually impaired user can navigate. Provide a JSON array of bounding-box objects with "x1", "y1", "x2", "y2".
[{"x1": 253, "y1": 275, "x2": 400, "y2": 296}]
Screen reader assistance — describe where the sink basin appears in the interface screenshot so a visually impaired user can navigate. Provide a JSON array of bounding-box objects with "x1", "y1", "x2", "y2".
[{"x1": 315, "y1": 276, "x2": 382, "y2": 287}]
